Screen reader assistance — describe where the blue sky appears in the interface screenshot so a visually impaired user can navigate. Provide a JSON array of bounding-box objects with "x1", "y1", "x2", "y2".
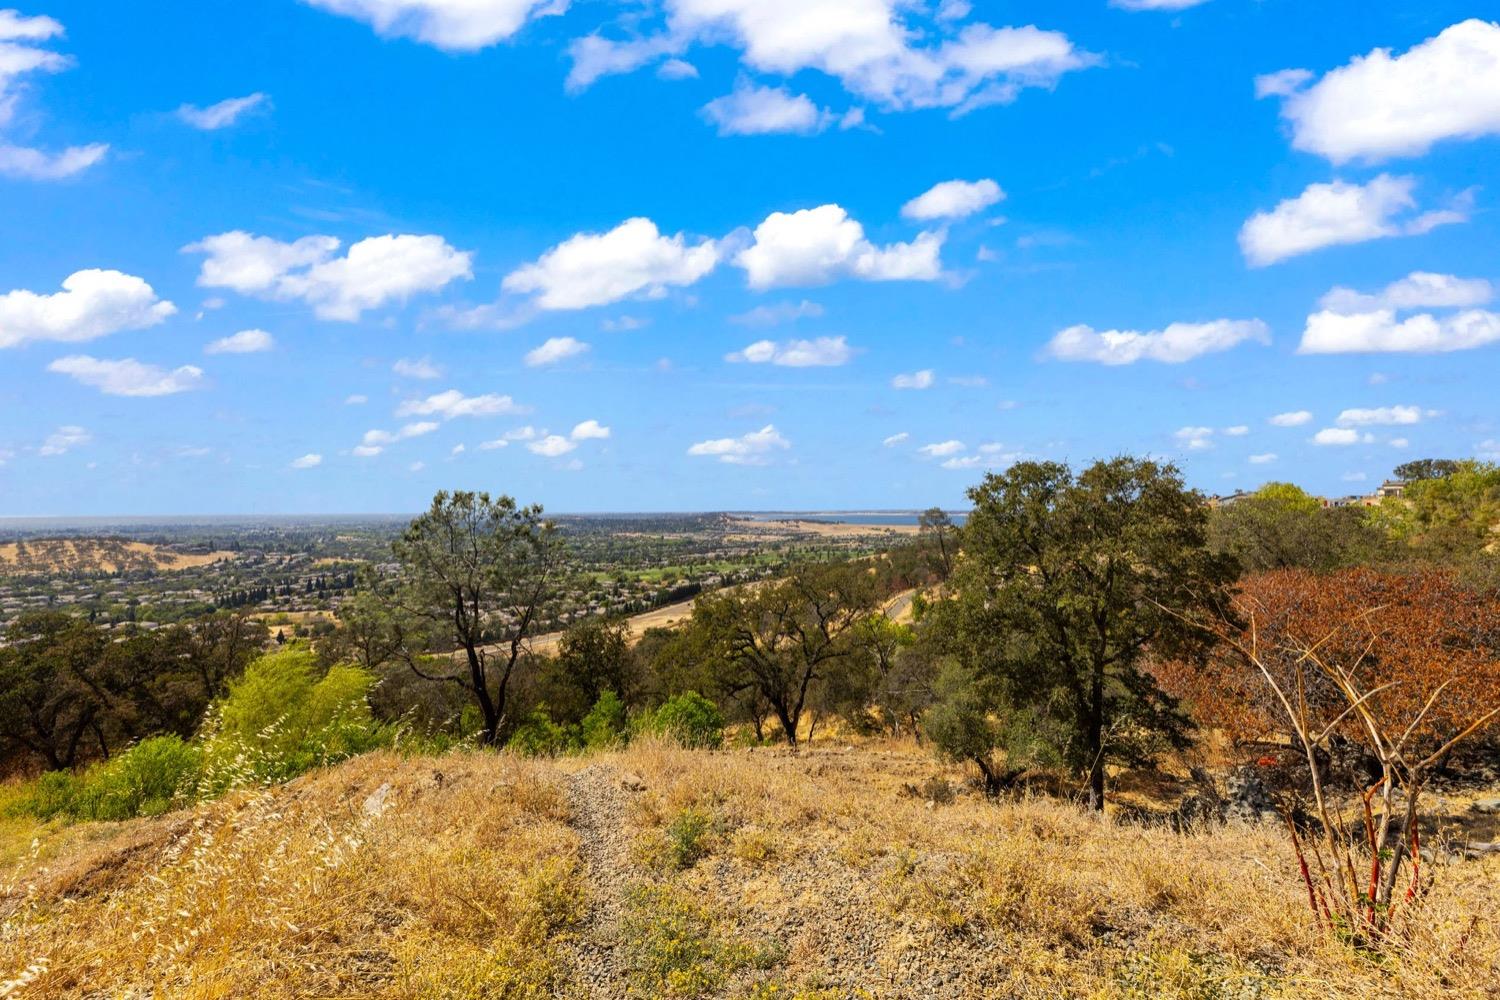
[{"x1": 1, "y1": 1, "x2": 1497, "y2": 515}]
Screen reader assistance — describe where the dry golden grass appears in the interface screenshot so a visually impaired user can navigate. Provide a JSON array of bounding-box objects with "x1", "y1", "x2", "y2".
[
  {"x1": 0, "y1": 539, "x2": 233, "y2": 575},
  {"x1": 2, "y1": 742, "x2": 1497, "y2": 998}
]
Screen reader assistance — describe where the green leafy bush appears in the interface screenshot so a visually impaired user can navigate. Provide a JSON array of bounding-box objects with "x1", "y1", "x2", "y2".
[
  {"x1": 507, "y1": 708, "x2": 577, "y2": 757},
  {"x1": 23, "y1": 735, "x2": 201, "y2": 822},
  {"x1": 580, "y1": 691, "x2": 628, "y2": 750},
  {"x1": 639, "y1": 692, "x2": 724, "y2": 749}
]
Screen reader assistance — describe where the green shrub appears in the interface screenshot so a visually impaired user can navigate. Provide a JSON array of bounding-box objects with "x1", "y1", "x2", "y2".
[
  {"x1": 22, "y1": 769, "x2": 82, "y2": 820},
  {"x1": 665, "y1": 807, "x2": 712, "y2": 869},
  {"x1": 22, "y1": 736, "x2": 201, "y2": 823},
  {"x1": 507, "y1": 708, "x2": 577, "y2": 757},
  {"x1": 197, "y1": 648, "x2": 387, "y2": 794},
  {"x1": 580, "y1": 691, "x2": 628, "y2": 750},
  {"x1": 641, "y1": 692, "x2": 724, "y2": 749}
]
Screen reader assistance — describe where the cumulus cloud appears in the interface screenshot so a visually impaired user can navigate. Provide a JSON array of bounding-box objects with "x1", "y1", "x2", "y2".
[
  {"x1": 1319, "y1": 272, "x2": 1493, "y2": 313},
  {"x1": 919, "y1": 440, "x2": 965, "y2": 458},
  {"x1": 882, "y1": 432, "x2": 909, "y2": 446},
  {"x1": 393, "y1": 356, "x2": 442, "y2": 379},
  {"x1": 1044, "y1": 318, "x2": 1270, "y2": 364},
  {"x1": 1260, "y1": 20, "x2": 1500, "y2": 163},
  {"x1": 1175, "y1": 426, "x2": 1215, "y2": 451},
  {"x1": 0, "y1": 11, "x2": 109, "y2": 180},
  {"x1": 891, "y1": 369, "x2": 935, "y2": 389},
  {"x1": 503, "y1": 218, "x2": 718, "y2": 310},
  {"x1": 687, "y1": 424, "x2": 790, "y2": 465},
  {"x1": 0, "y1": 269, "x2": 177, "y2": 349},
  {"x1": 701, "y1": 81, "x2": 835, "y2": 136},
  {"x1": 1299, "y1": 272, "x2": 1500, "y2": 355},
  {"x1": 353, "y1": 420, "x2": 438, "y2": 457},
  {"x1": 735, "y1": 205, "x2": 943, "y2": 288},
  {"x1": 1249, "y1": 453, "x2": 1278, "y2": 464},
  {"x1": 345, "y1": 393, "x2": 368, "y2": 405},
  {"x1": 1269, "y1": 410, "x2": 1313, "y2": 427},
  {"x1": 396, "y1": 389, "x2": 527, "y2": 419},
  {"x1": 47, "y1": 356, "x2": 205, "y2": 397},
  {"x1": 1311, "y1": 427, "x2": 1373, "y2": 446},
  {"x1": 570, "y1": 419, "x2": 611, "y2": 440},
  {"x1": 176, "y1": 93, "x2": 269, "y2": 130},
  {"x1": 204, "y1": 329, "x2": 274, "y2": 354},
  {"x1": 568, "y1": 2, "x2": 1096, "y2": 117},
  {"x1": 527, "y1": 434, "x2": 577, "y2": 457},
  {"x1": 300, "y1": 0, "x2": 566, "y2": 50},
  {"x1": 38, "y1": 425, "x2": 90, "y2": 456},
  {"x1": 290, "y1": 453, "x2": 323, "y2": 469},
  {"x1": 1336, "y1": 405, "x2": 1428, "y2": 426},
  {"x1": 524, "y1": 336, "x2": 591, "y2": 366},
  {"x1": 1239, "y1": 175, "x2": 1468, "y2": 267},
  {"x1": 725, "y1": 336, "x2": 854, "y2": 367},
  {"x1": 185, "y1": 231, "x2": 472, "y2": 320},
  {"x1": 902, "y1": 178, "x2": 1004, "y2": 220},
  {"x1": 1224, "y1": 425, "x2": 1249, "y2": 436},
  {"x1": 729, "y1": 300, "x2": 824, "y2": 326},
  {"x1": 1111, "y1": 0, "x2": 1212, "y2": 9}
]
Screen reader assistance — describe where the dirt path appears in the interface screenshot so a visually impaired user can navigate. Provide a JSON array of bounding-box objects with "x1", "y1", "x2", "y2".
[{"x1": 565, "y1": 762, "x2": 636, "y2": 998}]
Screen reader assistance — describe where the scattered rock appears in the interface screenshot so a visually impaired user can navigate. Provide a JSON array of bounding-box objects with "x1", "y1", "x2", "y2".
[
  {"x1": 362, "y1": 782, "x2": 393, "y2": 817},
  {"x1": 1224, "y1": 768, "x2": 1279, "y2": 824}
]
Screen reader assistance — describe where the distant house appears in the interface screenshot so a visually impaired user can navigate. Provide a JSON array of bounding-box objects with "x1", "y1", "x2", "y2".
[
  {"x1": 1207, "y1": 490, "x2": 1252, "y2": 509},
  {"x1": 1374, "y1": 479, "x2": 1408, "y2": 499}
]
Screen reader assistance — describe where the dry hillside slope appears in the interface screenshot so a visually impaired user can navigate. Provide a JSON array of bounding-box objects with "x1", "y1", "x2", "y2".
[{"x1": 1, "y1": 744, "x2": 1497, "y2": 998}]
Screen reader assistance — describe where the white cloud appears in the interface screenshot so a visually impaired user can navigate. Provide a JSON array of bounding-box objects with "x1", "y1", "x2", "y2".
[
  {"x1": 891, "y1": 369, "x2": 936, "y2": 389},
  {"x1": 176, "y1": 93, "x2": 269, "y2": 130},
  {"x1": 353, "y1": 420, "x2": 438, "y2": 457},
  {"x1": 1239, "y1": 175, "x2": 1467, "y2": 267},
  {"x1": 0, "y1": 270, "x2": 177, "y2": 349},
  {"x1": 571, "y1": 419, "x2": 611, "y2": 440},
  {"x1": 396, "y1": 389, "x2": 526, "y2": 419},
  {"x1": 0, "y1": 143, "x2": 108, "y2": 180},
  {"x1": 882, "y1": 432, "x2": 909, "y2": 446},
  {"x1": 300, "y1": 0, "x2": 566, "y2": 50},
  {"x1": 569, "y1": 2, "x2": 1095, "y2": 116},
  {"x1": 1175, "y1": 426, "x2": 1215, "y2": 451},
  {"x1": 729, "y1": 300, "x2": 824, "y2": 326},
  {"x1": 291, "y1": 453, "x2": 323, "y2": 469},
  {"x1": 725, "y1": 336, "x2": 854, "y2": 367},
  {"x1": 1336, "y1": 405, "x2": 1427, "y2": 427},
  {"x1": 1224, "y1": 425, "x2": 1249, "y2": 436},
  {"x1": 1269, "y1": 410, "x2": 1313, "y2": 427},
  {"x1": 687, "y1": 423, "x2": 790, "y2": 465},
  {"x1": 409, "y1": 461, "x2": 426, "y2": 472},
  {"x1": 204, "y1": 329, "x2": 274, "y2": 354},
  {"x1": 524, "y1": 336, "x2": 591, "y2": 367},
  {"x1": 1261, "y1": 20, "x2": 1500, "y2": 163},
  {"x1": 47, "y1": 356, "x2": 205, "y2": 397},
  {"x1": 1319, "y1": 272, "x2": 1493, "y2": 313},
  {"x1": 1249, "y1": 453, "x2": 1277, "y2": 465},
  {"x1": 38, "y1": 425, "x2": 90, "y2": 456},
  {"x1": 701, "y1": 81, "x2": 834, "y2": 136},
  {"x1": 0, "y1": 11, "x2": 109, "y2": 180},
  {"x1": 393, "y1": 356, "x2": 442, "y2": 379},
  {"x1": 345, "y1": 393, "x2": 368, "y2": 405},
  {"x1": 528, "y1": 434, "x2": 577, "y2": 457},
  {"x1": 1111, "y1": 0, "x2": 1211, "y2": 9},
  {"x1": 185, "y1": 231, "x2": 472, "y2": 320},
  {"x1": 1299, "y1": 307, "x2": 1500, "y2": 355},
  {"x1": 1478, "y1": 439, "x2": 1500, "y2": 461},
  {"x1": 735, "y1": 205, "x2": 943, "y2": 288},
  {"x1": 503, "y1": 218, "x2": 718, "y2": 310},
  {"x1": 1045, "y1": 318, "x2": 1269, "y2": 364},
  {"x1": 1311, "y1": 427, "x2": 1373, "y2": 446},
  {"x1": 659, "y1": 58, "x2": 698, "y2": 80},
  {"x1": 1389, "y1": 437, "x2": 1409, "y2": 449},
  {"x1": 919, "y1": 439, "x2": 965, "y2": 458},
  {"x1": 902, "y1": 178, "x2": 1004, "y2": 220}
]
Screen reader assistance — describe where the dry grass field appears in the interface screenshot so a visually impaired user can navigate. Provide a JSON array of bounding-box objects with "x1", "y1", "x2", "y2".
[
  {"x1": 0, "y1": 539, "x2": 233, "y2": 575},
  {"x1": 1, "y1": 742, "x2": 1496, "y2": 998}
]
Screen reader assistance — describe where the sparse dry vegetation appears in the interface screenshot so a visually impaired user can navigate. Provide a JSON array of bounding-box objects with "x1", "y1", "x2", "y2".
[{"x1": 2, "y1": 741, "x2": 1494, "y2": 998}]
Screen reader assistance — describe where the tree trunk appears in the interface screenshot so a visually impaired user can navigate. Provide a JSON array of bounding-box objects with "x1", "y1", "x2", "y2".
[{"x1": 1086, "y1": 669, "x2": 1106, "y2": 811}]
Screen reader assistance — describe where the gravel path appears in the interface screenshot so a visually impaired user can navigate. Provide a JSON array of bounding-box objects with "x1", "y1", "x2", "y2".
[{"x1": 565, "y1": 762, "x2": 635, "y2": 999}]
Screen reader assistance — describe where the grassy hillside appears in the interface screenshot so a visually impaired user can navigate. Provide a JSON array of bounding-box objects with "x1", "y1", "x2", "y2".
[{"x1": 1, "y1": 743, "x2": 1496, "y2": 998}]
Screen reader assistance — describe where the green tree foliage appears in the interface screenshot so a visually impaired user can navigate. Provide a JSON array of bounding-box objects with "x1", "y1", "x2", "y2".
[
  {"x1": 639, "y1": 692, "x2": 725, "y2": 749},
  {"x1": 691, "y1": 563, "x2": 877, "y2": 747},
  {"x1": 388, "y1": 491, "x2": 563, "y2": 745},
  {"x1": 580, "y1": 691, "x2": 629, "y2": 750},
  {"x1": 939, "y1": 458, "x2": 1237, "y2": 808},
  {"x1": 554, "y1": 617, "x2": 639, "y2": 711},
  {"x1": 917, "y1": 507, "x2": 957, "y2": 581},
  {"x1": 1208, "y1": 482, "x2": 1384, "y2": 572},
  {"x1": 1394, "y1": 458, "x2": 1462, "y2": 482}
]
